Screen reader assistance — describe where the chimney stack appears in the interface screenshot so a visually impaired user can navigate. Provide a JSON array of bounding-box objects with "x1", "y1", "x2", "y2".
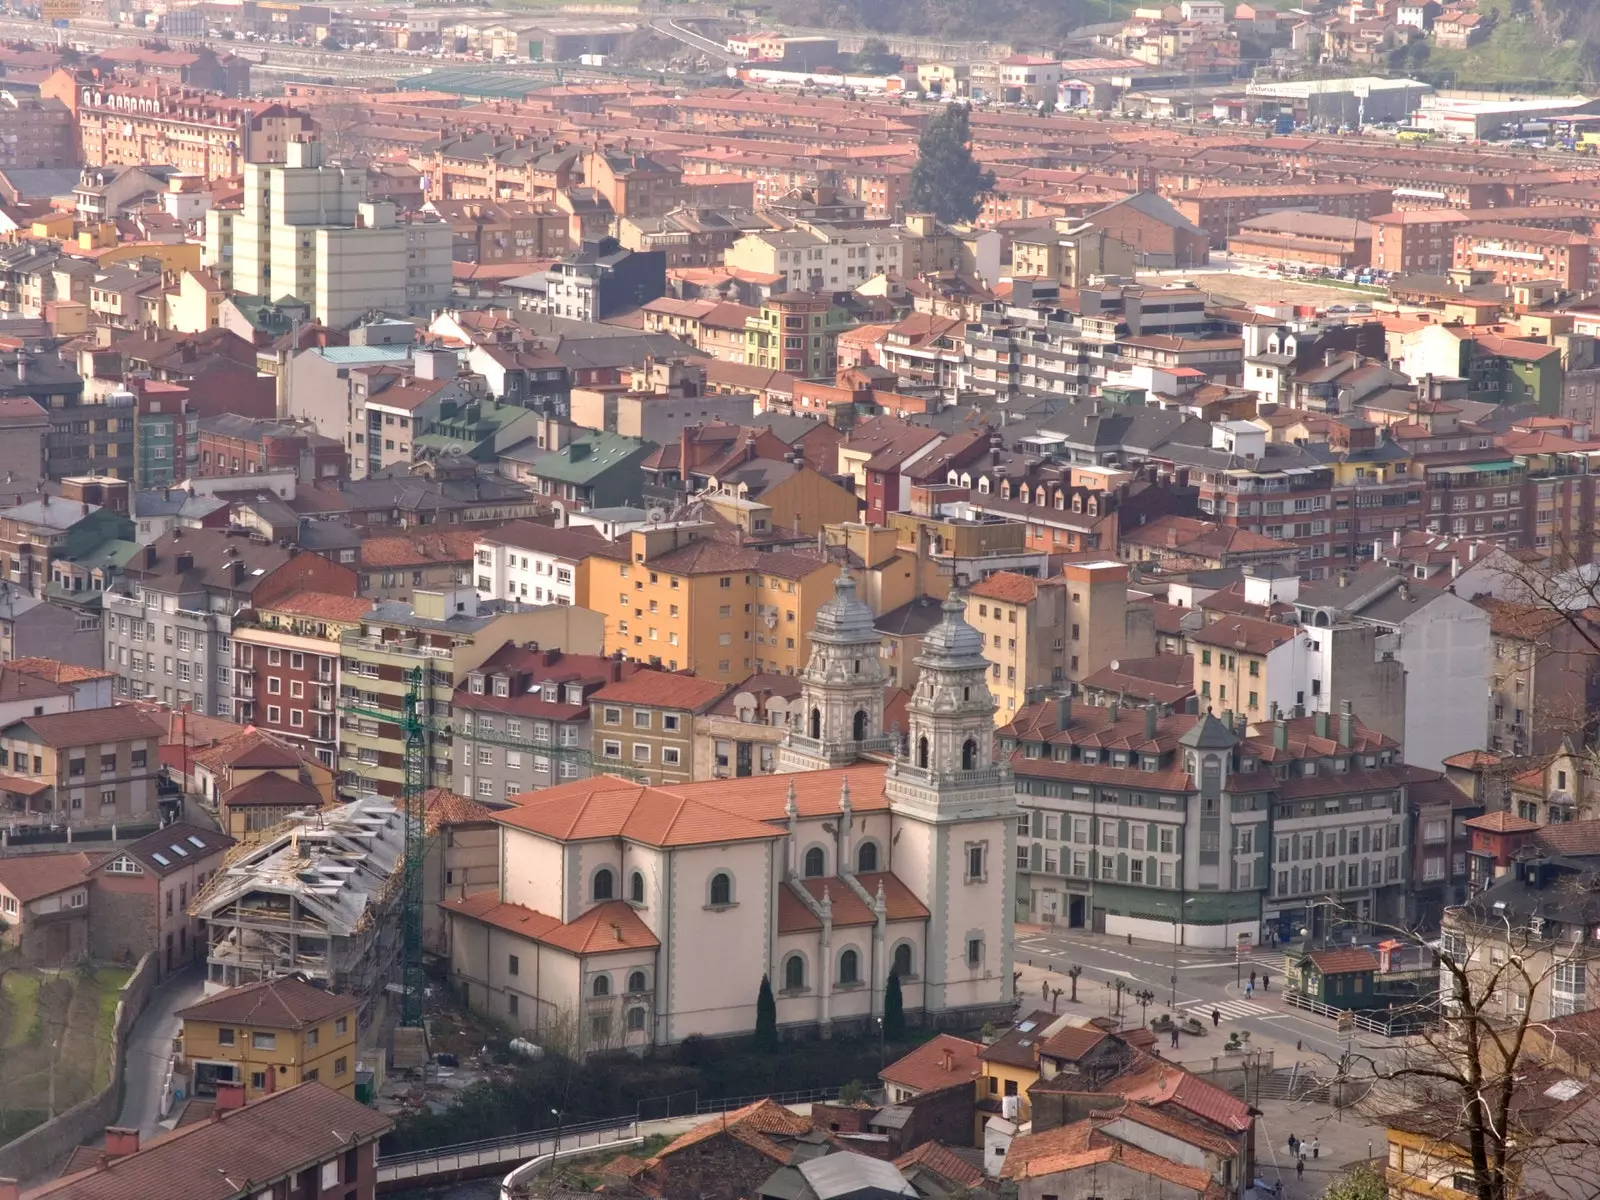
[
  {"x1": 1144, "y1": 703, "x2": 1157, "y2": 742},
  {"x1": 1339, "y1": 699, "x2": 1355, "y2": 747},
  {"x1": 103, "y1": 1127, "x2": 140, "y2": 1160},
  {"x1": 214, "y1": 1081, "x2": 247, "y2": 1114},
  {"x1": 1314, "y1": 709, "x2": 1331, "y2": 740},
  {"x1": 0, "y1": 1178, "x2": 18, "y2": 1200}
]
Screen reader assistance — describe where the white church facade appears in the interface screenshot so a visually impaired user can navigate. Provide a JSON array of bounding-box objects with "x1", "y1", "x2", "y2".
[{"x1": 442, "y1": 571, "x2": 1020, "y2": 1050}]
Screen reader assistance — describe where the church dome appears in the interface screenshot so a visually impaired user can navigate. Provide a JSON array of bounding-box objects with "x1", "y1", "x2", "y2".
[
  {"x1": 809, "y1": 566, "x2": 879, "y2": 648},
  {"x1": 915, "y1": 592, "x2": 987, "y2": 669}
]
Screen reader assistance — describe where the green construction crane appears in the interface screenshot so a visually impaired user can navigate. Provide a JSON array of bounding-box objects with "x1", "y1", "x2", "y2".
[
  {"x1": 339, "y1": 666, "x2": 645, "y2": 1025},
  {"x1": 341, "y1": 664, "x2": 435, "y2": 1027}
]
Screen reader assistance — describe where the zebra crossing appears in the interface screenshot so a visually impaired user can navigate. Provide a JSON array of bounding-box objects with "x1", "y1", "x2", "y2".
[{"x1": 1185, "y1": 998, "x2": 1275, "y2": 1022}]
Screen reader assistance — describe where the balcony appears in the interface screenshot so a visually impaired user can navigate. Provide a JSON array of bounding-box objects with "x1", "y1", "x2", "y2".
[{"x1": 342, "y1": 634, "x2": 454, "y2": 662}]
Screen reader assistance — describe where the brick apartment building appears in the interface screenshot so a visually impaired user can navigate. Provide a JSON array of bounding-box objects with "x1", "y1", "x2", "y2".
[
  {"x1": 1369, "y1": 210, "x2": 1474, "y2": 275},
  {"x1": 197, "y1": 414, "x2": 348, "y2": 484},
  {"x1": 0, "y1": 706, "x2": 167, "y2": 833},
  {"x1": 1169, "y1": 183, "x2": 1392, "y2": 249},
  {"x1": 1451, "y1": 222, "x2": 1594, "y2": 292}
]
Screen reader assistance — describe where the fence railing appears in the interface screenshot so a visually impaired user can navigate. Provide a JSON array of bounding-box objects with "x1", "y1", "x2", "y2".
[
  {"x1": 1283, "y1": 990, "x2": 1433, "y2": 1037},
  {"x1": 378, "y1": 1114, "x2": 635, "y2": 1176}
]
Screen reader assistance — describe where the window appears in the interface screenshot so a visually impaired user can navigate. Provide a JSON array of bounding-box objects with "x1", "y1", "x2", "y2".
[
  {"x1": 593, "y1": 975, "x2": 610, "y2": 997},
  {"x1": 857, "y1": 842, "x2": 878, "y2": 872},
  {"x1": 251, "y1": 1032, "x2": 276, "y2": 1051},
  {"x1": 509, "y1": 954, "x2": 519, "y2": 976},
  {"x1": 335, "y1": 1056, "x2": 348, "y2": 1076},
  {"x1": 966, "y1": 937, "x2": 984, "y2": 968},
  {"x1": 335, "y1": 1017, "x2": 347, "y2": 1036},
  {"x1": 593, "y1": 868, "x2": 615, "y2": 901},
  {"x1": 967, "y1": 843, "x2": 986, "y2": 881},
  {"x1": 218, "y1": 1027, "x2": 235, "y2": 1046},
  {"x1": 627, "y1": 1007, "x2": 646, "y2": 1032},
  {"x1": 628, "y1": 970, "x2": 647, "y2": 993},
  {"x1": 893, "y1": 943, "x2": 913, "y2": 978},
  {"x1": 784, "y1": 954, "x2": 805, "y2": 991},
  {"x1": 838, "y1": 948, "x2": 860, "y2": 985},
  {"x1": 804, "y1": 847, "x2": 825, "y2": 877},
  {"x1": 709, "y1": 872, "x2": 732, "y2": 906}
]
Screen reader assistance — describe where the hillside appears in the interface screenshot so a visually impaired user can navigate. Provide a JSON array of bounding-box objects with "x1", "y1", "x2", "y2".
[{"x1": 775, "y1": 0, "x2": 1110, "y2": 42}]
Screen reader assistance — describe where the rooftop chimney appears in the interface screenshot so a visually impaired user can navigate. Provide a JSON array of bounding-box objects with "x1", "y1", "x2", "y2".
[
  {"x1": 1314, "y1": 709, "x2": 1331, "y2": 740},
  {"x1": 1144, "y1": 703, "x2": 1157, "y2": 742},
  {"x1": 214, "y1": 1080, "x2": 246, "y2": 1114},
  {"x1": 1338, "y1": 699, "x2": 1355, "y2": 748},
  {"x1": 0, "y1": 1178, "x2": 18, "y2": 1200},
  {"x1": 1056, "y1": 693, "x2": 1072, "y2": 732},
  {"x1": 103, "y1": 1127, "x2": 140, "y2": 1160}
]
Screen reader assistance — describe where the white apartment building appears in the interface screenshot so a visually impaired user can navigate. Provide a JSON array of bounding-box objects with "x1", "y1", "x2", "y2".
[
  {"x1": 224, "y1": 139, "x2": 449, "y2": 326},
  {"x1": 472, "y1": 518, "x2": 628, "y2": 607},
  {"x1": 725, "y1": 226, "x2": 905, "y2": 294}
]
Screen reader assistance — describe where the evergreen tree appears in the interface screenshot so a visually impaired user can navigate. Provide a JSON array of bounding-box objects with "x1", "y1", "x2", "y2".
[
  {"x1": 754, "y1": 974, "x2": 779, "y2": 1051},
  {"x1": 883, "y1": 970, "x2": 906, "y2": 1042},
  {"x1": 1319, "y1": 1164, "x2": 1387, "y2": 1200},
  {"x1": 907, "y1": 104, "x2": 995, "y2": 225}
]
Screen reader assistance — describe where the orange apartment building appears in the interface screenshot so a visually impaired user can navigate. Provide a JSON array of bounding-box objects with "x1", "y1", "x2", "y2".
[{"x1": 42, "y1": 74, "x2": 312, "y2": 182}]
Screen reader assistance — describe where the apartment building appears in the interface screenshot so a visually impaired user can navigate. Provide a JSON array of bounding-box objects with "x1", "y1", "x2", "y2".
[
  {"x1": 87, "y1": 820, "x2": 233, "y2": 978},
  {"x1": 1002, "y1": 697, "x2": 1434, "y2": 943},
  {"x1": 472, "y1": 518, "x2": 627, "y2": 608},
  {"x1": 1190, "y1": 612, "x2": 1313, "y2": 720},
  {"x1": 1369, "y1": 209, "x2": 1473, "y2": 274},
  {"x1": 1477, "y1": 597, "x2": 1600, "y2": 757},
  {"x1": 692, "y1": 672, "x2": 804, "y2": 780},
  {"x1": 452, "y1": 645, "x2": 645, "y2": 802},
  {"x1": 177, "y1": 977, "x2": 359, "y2": 1100},
  {"x1": 1452, "y1": 223, "x2": 1593, "y2": 293},
  {"x1": 725, "y1": 226, "x2": 905, "y2": 294},
  {"x1": 0, "y1": 89, "x2": 76, "y2": 170},
  {"x1": 225, "y1": 140, "x2": 450, "y2": 327},
  {"x1": 1170, "y1": 183, "x2": 1392, "y2": 250},
  {"x1": 0, "y1": 705, "x2": 166, "y2": 832},
  {"x1": 232, "y1": 593, "x2": 372, "y2": 771},
  {"x1": 336, "y1": 588, "x2": 604, "y2": 798},
  {"x1": 965, "y1": 562, "x2": 1142, "y2": 722},
  {"x1": 584, "y1": 521, "x2": 839, "y2": 684},
  {"x1": 104, "y1": 527, "x2": 356, "y2": 716},
  {"x1": 587, "y1": 669, "x2": 729, "y2": 786},
  {"x1": 57, "y1": 79, "x2": 312, "y2": 182}
]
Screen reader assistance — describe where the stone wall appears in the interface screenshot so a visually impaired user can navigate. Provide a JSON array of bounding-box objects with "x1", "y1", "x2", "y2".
[
  {"x1": 0, "y1": 954, "x2": 157, "y2": 1183},
  {"x1": 87, "y1": 891, "x2": 156, "y2": 968}
]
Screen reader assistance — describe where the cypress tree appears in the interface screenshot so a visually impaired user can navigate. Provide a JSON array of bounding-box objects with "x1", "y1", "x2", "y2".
[
  {"x1": 883, "y1": 970, "x2": 906, "y2": 1042},
  {"x1": 754, "y1": 974, "x2": 779, "y2": 1051},
  {"x1": 907, "y1": 104, "x2": 996, "y2": 225}
]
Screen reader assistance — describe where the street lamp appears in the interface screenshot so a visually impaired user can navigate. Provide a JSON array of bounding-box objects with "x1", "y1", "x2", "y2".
[
  {"x1": 549, "y1": 1107, "x2": 562, "y2": 1177},
  {"x1": 1134, "y1": 988, "x2": 1155, "y2": 1027},
  {"x1": 1112, "y1": 978, "x2": 1128, "y2": 1023},
  {"x1": 1171, "y1": 896, "x2": 1196, "y2": 1007}
]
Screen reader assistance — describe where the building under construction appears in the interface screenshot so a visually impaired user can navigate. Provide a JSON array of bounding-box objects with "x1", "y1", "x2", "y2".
[{"x1": 190, "y1": 796, "x2": 405, "y2": 1017}]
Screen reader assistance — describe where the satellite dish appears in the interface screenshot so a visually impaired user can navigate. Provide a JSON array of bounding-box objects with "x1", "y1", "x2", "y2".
[
  {"x1": 646, "y1": 507, "x2": 667, "y2": 523},
  {"x1": 446, "y1": 444, "x2": 465, "y2": 456},
  {"x1": 1110, "y1": 660, "x2": 1120, "y2": 672}
]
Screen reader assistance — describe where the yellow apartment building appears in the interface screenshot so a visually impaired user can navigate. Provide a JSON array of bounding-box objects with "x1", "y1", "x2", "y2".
[
  {"x1": 584, "y1": 522, "x2": 838, "y2": 683},
  {"x1": 1189, "y1": 612, "x2": 1308, "y2": 718},
  {"x1": 965, "y1": 562, "x2": 1138, "y2": 721},
  {"x1": 177, "y1": 976, "x2": 359, "y2": 1099}
]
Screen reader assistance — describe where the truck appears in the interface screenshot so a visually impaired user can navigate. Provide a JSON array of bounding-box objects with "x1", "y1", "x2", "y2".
[{"x1": 1273, "y1": 112, "x2": 1294, "y2": 135}]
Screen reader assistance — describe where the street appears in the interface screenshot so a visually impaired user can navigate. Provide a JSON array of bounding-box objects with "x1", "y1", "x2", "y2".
[
  {"x1": 113, "y1": 966, "x2": 203, "y2": 1144},
  {"x1": 1013, "y1": 924, "x2": 1375, "y2": 1065}
]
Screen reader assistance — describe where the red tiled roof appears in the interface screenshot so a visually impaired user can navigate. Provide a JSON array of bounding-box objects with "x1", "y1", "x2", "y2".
[
  {"x1": 895, "y1": 1141, "x2": 984, "y2": 1187},
  {"x1": 423, "y1": 787, "x2": 500, "y2": 832},
  {"x1": 359, "y1": 530, "x2": 478, "y2": 569},
  {"x1": 1464, "y1": 810, "x2": 1539, "y2": 833},
  {"x1": 5, "y1": 706, "x2": 163, "y2": 749},
  {"x1": 261, "y1": 591, "x2": 372, "y2": 622},
  {"x1": 880, "y1": 1033, "x2": 985, "y2": 1093},
  {"x1": 1306, "y1": 947, "x2": 1380, "y2": 974},
  {"x1": 590, "y1": 671, "x2": 730, "y2": 710},
  {"x1": 497, "y1": 780, "x2": 781, "y2": 848},
  {"x1": 0, "y1": 851, "x2": 92, "y2": 902},
  {"x1": 176, "y1": 977, "x2": 355, "y2": 1030},
  {"x1": 648, "y1": 1099, "x2": 809, "y2": 1166},
  {"x1": 968, "y1": 571, "x2": 1040, "y2": 605},
  {"x1": 6, "y1": 657, "x2": 115, "y2": 684},
  {"x1": 26, "y1": 1082, "x2": 390, "y2": 1200}
]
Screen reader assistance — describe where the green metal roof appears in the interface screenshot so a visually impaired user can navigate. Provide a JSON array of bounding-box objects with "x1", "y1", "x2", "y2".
[{"x1": 519, "y1": 431, "x2": 653, "y2": 485}]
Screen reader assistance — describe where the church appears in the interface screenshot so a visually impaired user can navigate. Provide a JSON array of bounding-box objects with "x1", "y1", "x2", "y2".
[{"x1": 442, "y1": 571, "x2": 1020, "y2": 1051}]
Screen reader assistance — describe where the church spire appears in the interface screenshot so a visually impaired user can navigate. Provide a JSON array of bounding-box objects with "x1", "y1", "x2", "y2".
[{"x1": 778, "y1": 565, "x2": 889, "y2": 772}]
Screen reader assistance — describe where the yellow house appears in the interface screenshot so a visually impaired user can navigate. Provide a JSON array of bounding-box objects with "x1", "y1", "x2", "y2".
[
  {"x1": 976, "y1": 1010, "x2": 1050, "y2": 1137},
  {"x1": 584, "y1": 522, "x2": 839, "y2": 682},
  {"x1": 165, "y1": 268, "x2": 227, "y2": 333},
  {"x1": 966, "y1": 562, "x2": 1137, "y2": 722},
  {"x1": 77, "y1": 239, "x2": 203, "y2": 273},
  {"x1": 1386, "y1": 1120, "x2": 1485, "y2": 1200},
  {"x1": 699, "y1": 463, "x2": 860, "y2": 540},
  {"x1": 1189, "y1": 612, "x2": 1305, "y2": 718},
  {"x1": 177, "y1": 976, "x2": 359, "y2": 1099}
]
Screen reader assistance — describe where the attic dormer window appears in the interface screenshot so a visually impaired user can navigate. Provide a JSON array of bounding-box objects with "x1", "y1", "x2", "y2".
[
  {"x1": 566, "y1": 684, "x2": 583, "y2": 705},
  {"x1": 1302, "y1": 761, "x2": 1317, "y2": 776},
  {"x1": 493, "y1": 675, "x2": 510, "y2": 698},
  {"x1": 468, "y1": 673, "x2": 485, "y2": 695}
]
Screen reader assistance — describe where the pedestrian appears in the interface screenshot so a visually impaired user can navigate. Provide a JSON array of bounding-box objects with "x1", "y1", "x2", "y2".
[
  {"x1": 1213, "y1": 1007, "x2": 1221, "y2": 1027},
  {"x1": 1296, "y1": 1158, "x2": 1305, "y2": 1182},
  {"x1": 1262, "y1": 971, "x2": 1270, "y2": 992},
  {"x1": 1246, "y1": 980, "x2": 1254, "y2": 999},
  {"x1": 1250, "y1": 970, "x2": 1257, "y2": 987},
  {"x1": 1170, "y1": 1027, "x2": 1180, "y2": 1048},
  {"x1": 1288, "y1": 1134, "x2": 1298, "y2": 1157},
  {"x1": 1311, "y1": 1137, "x2": 1319, "y2": 1160}
]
